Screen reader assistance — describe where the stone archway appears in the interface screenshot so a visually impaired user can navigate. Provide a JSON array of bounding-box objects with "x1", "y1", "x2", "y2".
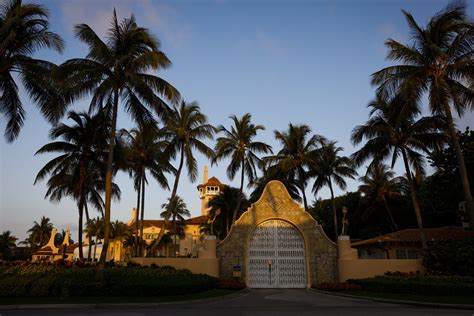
[
  {"x1": 248, "y1": 219, "x2": 306, "y2": 288},
  {"x1": 217, "y1": 180, "x2": 338, "y2": 287}
]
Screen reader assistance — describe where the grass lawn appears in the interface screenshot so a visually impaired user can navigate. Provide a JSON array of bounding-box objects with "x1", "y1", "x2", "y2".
[
  {"x1": 341, "y1": 290, "x2": 474, "y2": 305},
  {"x1": 0, "y1": 289, "x2": 239, "y2": 306}
]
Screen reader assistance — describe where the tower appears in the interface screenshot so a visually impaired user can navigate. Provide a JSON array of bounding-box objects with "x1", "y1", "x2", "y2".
[{"x1": 197, "y1": 165, "x2": 224, "y2": 216}]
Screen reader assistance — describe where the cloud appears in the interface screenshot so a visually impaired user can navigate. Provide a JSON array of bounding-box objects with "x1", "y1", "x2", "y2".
[{"x1": 59, "y1": 0, "x2": 191, "y2": 49}]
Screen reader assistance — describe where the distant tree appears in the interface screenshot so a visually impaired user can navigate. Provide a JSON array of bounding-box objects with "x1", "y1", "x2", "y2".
[
  {"x1": 0, "y1": 231, "x2": 18, "y2": 260},
  {"x1": 35, "y1": 110, "x2": 119, "y2": 260},
  {"x1": 372, "y1": 1, "x2": 474, "y2": 228},
  {"x1": 352, "y1": 94, "x2": 447, "y2": 249},
  {"x1": 26, "y1": 216, "x2": 53, "y2": 247},
  {"x1": 265, "y1": 124, "x2": 325, "y2": 211},
  {"x1": 85, "y1": 217, "x2": 104, "y2": 262},
  {"x1": 358, "y1": 163, "x2": 401, "y2": 231},
  {"x1": 249, "y1": 164, "x2": 301, "y2": 203},
  {"x1": 118, "y1": 122, "x2": 174, "y2": 255},
  {"x1": 0, "y1": 0, "x2": 65, "y2": 142},
  {"x1": 214, "y1": 113, "x2": 271, "y2": 225},
  {"x1": 166, "y1": 101, "x2": 215, "y2": 201},
  {"x1": 54, "y1": 229, "x2": 74, "y2": 246},
  {"x1": 311, "y1": 141, "x2": 357, "y2": 238},
  {"x1": 160, "y1": 196, "x2": 191, "y2": 257}
]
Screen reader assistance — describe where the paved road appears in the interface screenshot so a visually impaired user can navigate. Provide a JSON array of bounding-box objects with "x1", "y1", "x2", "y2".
[{"x1": 1, "y1": 289, "x2": 472, "y2": 316}]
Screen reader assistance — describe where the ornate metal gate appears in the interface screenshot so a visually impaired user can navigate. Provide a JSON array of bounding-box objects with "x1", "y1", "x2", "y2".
[{"x1": 248, "y1": 220, "x2": 306, "y2": 288}]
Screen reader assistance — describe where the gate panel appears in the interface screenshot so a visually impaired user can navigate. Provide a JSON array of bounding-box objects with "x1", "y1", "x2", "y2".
[{"x1": 248, "y1": 220, "x2": 306, "y2": 288}]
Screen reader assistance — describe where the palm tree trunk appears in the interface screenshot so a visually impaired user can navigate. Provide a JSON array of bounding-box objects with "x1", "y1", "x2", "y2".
[
  {"x1": 139, "y1": 174, "x2": 146, "y2": 256},
  {"x1": 401, "y1": 148, "x2": 427, "y2": 250},
  {"x1": 134, "y1": 175, "x2": 141, "y2": 257},
  {"x1": 78, "y1": 200, "x2": 84, "y2": 261},
  {"x1": 93, "y1": 236, "x2": 98, "y2": 262},
  {"x1": 97, "y1": 89, "x2": 119, "y2": 280},
  {"x1": 173, "y1": 218, "x2": 177, "y2": 257},
  {"x1": 328, "y1": 180, "x2": 338, "y2": 239},
  {"x1": 382, "y1": 195, "x2": 398, "y2": 231},
  {"x1": 298, "y1": 168, "x2": 309, "y2": 211},
  {"x1": 84, "y1": 201, "x2": 90, "y2": 222},
  {"x1": 443, "y1": 103, "x2": 474, "y2": 229},
  {"x1": 170, "y1": 144, "x2": 185, "y2": 200},
  {"x1": 231, "y1": 160, "x2": 245, "y2": 226}
]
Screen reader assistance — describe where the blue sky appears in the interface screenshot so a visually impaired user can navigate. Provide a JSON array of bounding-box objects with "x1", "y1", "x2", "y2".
[{"x1": 1, "y1": 0, "x2": 473, "y2": 241}]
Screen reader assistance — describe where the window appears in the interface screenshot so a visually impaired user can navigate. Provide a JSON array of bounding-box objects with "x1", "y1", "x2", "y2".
[
  {"x1": 359, "y1": 248, "x2": 385, "y2": 259},
  {"x1": 396, "y1": 249, "x2": 418, "y2": 259}
]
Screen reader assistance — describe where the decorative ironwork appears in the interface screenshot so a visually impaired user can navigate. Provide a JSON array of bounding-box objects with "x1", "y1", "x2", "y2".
[{"x1": 248, "y1": 220, "x2": 306, "y2": 288}]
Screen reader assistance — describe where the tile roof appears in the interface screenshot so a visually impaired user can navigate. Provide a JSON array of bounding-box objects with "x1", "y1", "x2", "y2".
[
  {"x1": 197, "y1": 177, "x2": 225, "y2": 189},
  {"x1": 33, "y1": 246, "x2": 53, "y2": 255},
  {"x1": 351, "y1": 226, "x2": 474, "y2": 247},
  {"x1": 185, "y1": 215, "x2": 209, "y2": 225}
]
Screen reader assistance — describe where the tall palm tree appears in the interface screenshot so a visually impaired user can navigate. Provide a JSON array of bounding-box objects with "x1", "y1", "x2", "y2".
[
  {"x1": 265, "y1": 124, "x2": 325, "y2": 211},
  {"x1": 311, "y1": 142, "x2": 357, "y2": 238},
  {"x1": 0, "y1": 231, "x2": 17, "y2": 259},
  {"x1": 34, "y1": 110, "x2": 119, "y2": 260},
  {"x1": 372, "y1": 1, "x2": 474, "y2": 227},
  {"x1": 26, "y1": 216, "x2": 53, "y2": 247},
  {"x1": 214, "y1": 113, "x2": 272, "y2": 224},
  {"x1": 351, "y1": 94, "x2": 447, "y2": 249},
  {"x1": 0, "y1": 0, "x2": 65, "y2": 142},
  {"x1": 119, "y1": 122, "x2": 174, "y2": 255},
  {"x1": 55, "y1": 11, "x2": 180, "y2": 271},
  {"x1": 166, "y1": 101, "x2": 215, "y2": 201},
  {"x1": 160, "y1": 195, "x2": 190, "y2": 257},
  {"x1": 358, "y1": 163, "x2": 401, "y2": 232}
]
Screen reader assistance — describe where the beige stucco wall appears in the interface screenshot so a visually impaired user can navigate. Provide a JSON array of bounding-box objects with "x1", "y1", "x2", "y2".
[
  {"x1": 217, "y1": 180, "x2": 338, "y2": 287},
  {"x1": 338, "y1": 259, "x2": 425, "y2": 282},
  {"x1": 131, "y1": 257, "x2": 219, "y2": 278},
  {"x1": 337, "y1": 238, "x2": 425, "y2": 282}
]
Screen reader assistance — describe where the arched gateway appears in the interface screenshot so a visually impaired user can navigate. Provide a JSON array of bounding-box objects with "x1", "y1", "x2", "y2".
[{"x1": 217, "y1": 180, "x2": 337, "y2": 288}]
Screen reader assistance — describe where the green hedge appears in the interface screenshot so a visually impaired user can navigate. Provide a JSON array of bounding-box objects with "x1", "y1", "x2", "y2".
[
  {"x1": 423, "y1": 237, "x2": 474, "y2": 276},
  {"x1": 348, "y1": 275, "x2": 474, "y2": 297},
  {"x1": 0, "y1": 264, "x2": 216, "y2": 298}
]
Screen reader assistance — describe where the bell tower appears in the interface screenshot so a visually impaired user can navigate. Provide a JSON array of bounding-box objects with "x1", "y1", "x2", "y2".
[{"x1": 197, "y1": 165, "x2": 224, "y2": 216}]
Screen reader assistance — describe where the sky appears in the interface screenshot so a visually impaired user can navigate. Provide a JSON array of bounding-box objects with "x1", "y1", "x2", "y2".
[{"x1": 1, "y1": 0, "x2": 473, "y2": 241}]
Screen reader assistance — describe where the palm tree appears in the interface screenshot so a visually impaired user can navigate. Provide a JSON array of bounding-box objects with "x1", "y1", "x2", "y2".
[
  {"x1": 351, "y1": 94, "x2": 447, "y2": 249},
  {"x1": 166, "y1": 101, "x2": 215, "y2": 201},
  {"x1": 118, "y1": 122, "x2": 174, "y2": 255},
  {"x1": 265, "y1": 124, "x2": 325, "y2": 211},
  {"x1": 160, "y1": 196, "x2": 191, "y2": 257},
  {"x1": 372, "y1": 1, "x2": 474, "y2": 227},
  {"x1": 0, "y1": 0, "x2": 65, "y2": 142},
  {"x1": 85, "y1": 217, "x2": 104, "y2": 262},
  {"x1": 34, "y1": 111, "x2": 118, "y2": 260},
  {"x1": 358, "y1": 163, "x2": 401, "y2": 232},
  {"x1": 311, "y1": 142, "x2": 357, "y2": 238},
  {"x1": 207, "y1": 186, "x2": 245, "y2": 238},
  {"x1": 26, "y1": 216, "x2": 53, "y2": 247},
  {"x1": 0, "y1": 231, "x2": 18, "y2": 259},
  {"x1": 214, "y1": 113, "x2": 272, "y2": 224},
  {"x1": 56, "y1": 11, "x2": 180, "y2": 271}
]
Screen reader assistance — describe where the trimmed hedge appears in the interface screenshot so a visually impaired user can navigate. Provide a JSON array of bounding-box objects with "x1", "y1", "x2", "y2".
[
  {"x1": 423, "y1": 237, "x2": 474, "y2": 276},
  {"x1": 0, "y1": 264, "x2": 216, "y2": 298},
  {"x1": 348, "y1": 275, "x2": 474, "y2": 297}
]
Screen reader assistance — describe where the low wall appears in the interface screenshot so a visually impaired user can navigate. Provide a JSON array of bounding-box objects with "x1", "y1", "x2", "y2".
[
  {"x1": 131, "y1": 258, "x2": 219, "y2": 278},
  {"x1": 338, "y1": 259, "x2": 424, "y2": 282}
]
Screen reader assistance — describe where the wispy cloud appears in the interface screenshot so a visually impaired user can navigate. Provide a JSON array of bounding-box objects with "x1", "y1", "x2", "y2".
[{"x1": 59, "y1": 0, "x2": 191, "y2": 49}]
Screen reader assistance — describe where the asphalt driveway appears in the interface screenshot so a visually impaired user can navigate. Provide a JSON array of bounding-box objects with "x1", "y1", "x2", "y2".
[{"x1": 1, "y1": 289, "x2": 472, "y2": 316}]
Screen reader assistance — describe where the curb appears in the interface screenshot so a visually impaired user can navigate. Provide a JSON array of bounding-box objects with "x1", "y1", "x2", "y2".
[
  {"x1": 0, "y1": 288, "x2": 250, "y2": 310},
  {"x1": 309, "y1": 288, "x2": 474, "y2": 310}
]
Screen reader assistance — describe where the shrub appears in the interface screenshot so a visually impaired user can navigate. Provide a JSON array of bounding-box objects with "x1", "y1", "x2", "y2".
[
  {"x1": 423, "y1": 237, "x2": 474, "y2": 276},
  {"x1": 348, "y1": 275, "x2": 474, "y2": 296},
  {"x1": 0, "y1": 263, "x2": 217, "y2": 298}
]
